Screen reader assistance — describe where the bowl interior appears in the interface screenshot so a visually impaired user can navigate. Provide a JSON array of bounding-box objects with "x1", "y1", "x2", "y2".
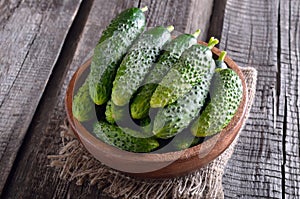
[{"x1": 65, "y1": 41, "x2": 248, "y2": 178}]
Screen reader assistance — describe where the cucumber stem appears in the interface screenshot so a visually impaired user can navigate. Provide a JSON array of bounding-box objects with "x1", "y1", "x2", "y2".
[
  {"x1": 207, "y1": 37, "x2": 219, "y2": 49},
  {"x1": 218, "y1": 51, "x2": 227, "y2": 62},
  {"x1": 192, "y1": 29, "x2": 201, "y2": 38},
  {"x1": 167, "y1": 25, "x2": 175, "y2": 32},
  {"x1": 141, "y1": 6, "x2": 148, "y2": 12}
]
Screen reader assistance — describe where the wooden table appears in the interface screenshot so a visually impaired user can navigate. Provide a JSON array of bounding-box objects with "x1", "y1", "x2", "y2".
[{"x1": 0, "y1": 0, "x2": 299, "y2": 198}]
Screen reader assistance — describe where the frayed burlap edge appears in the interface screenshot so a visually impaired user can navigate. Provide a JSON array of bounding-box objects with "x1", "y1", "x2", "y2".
[{"x1": 48, "y1": 67, "x2": 257, "y2": 199}]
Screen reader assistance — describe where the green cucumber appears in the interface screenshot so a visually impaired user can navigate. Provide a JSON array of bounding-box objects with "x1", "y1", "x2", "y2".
[
  {"x1": 98, "y1": 6, "x2": 148, "y2": 44},
  {"x1": 130, "y1": 30, "x2": 201, "y2": 119},
  {"x1": 150, "y1": 37, "x2": 219, "y2": 108},
  {"x1": 191, "y1": 67, "x2": 243, "y2": 137},
  {"x1": 153, "y1": 74, "x2": 215, "y2": 139},
  {"x1": 72, "y1": 78, "x2": 94, "y2": 122},
  {"x1": 111, "y1": 26, "x2": 174, "y2": 106},
  {"x1": 105, "y1": 100, "x2": 115, "y2": 124},
  {"x1": 89, "y1": 7, "x2": 147, "y2": 105},
  {"x1": 93, "y1": 121, "x2": 159, "y2": 153}
]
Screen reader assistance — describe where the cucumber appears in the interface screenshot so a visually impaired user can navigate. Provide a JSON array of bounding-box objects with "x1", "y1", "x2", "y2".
[
  {"x1": 191, "y1": 67, "x2": 243, "y2": 137},
  {"x1": 72, "y1": 79, "x2": 94, "y2": 122},
  {"x1": 111, "y1": 26, "x2": 174, "y2": 106},
  {"x1": 93, "y1": 121, "x2": 159, "y2": 153},
  {"x1": 152, "y1": 38, "x2": 219, "y2": 139},
  {"x1": 98, "y1": 7, "x2": 147, "y2": 44},
  {"x1": 150, "y1": 37, "x2": 219, "y2": 108},
  {"x1": 130, "y1": 30, "x2": 201, "y2": 119},
  {"x1": 215, "y1": 51, "x2": 227, "y2": 69},
  {"x1": 89, "y1": 7, "x2": 147, "y2": 105},
  {"x1": 153, "y1": 75, "x2": 215, "y2": 139},
  {"x1": 105, "y1": 100, "x2": 115, "y2": 124}
]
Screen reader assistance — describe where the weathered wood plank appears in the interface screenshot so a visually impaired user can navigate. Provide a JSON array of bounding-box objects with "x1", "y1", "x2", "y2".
[
  {"x1": 2, "y1": 0, "x2": 215, "y2": 198},
  {"x1": 219, "y1": 0, "x2": 300, "y2": 198},
  {"x1": 184, "y1": 0, "x2": 214, "y2": 41},
  {"x1": 207, "y1": 0, "x2": 228, "y2": 45},
  {"x1": 279, "y1": 0, "x2": 300, "y2": 197},
  {"x1": 0, "y1": 0, "x2": 82, "y2": 195},
  {"x1": 1, "y1": 0, "x2": 140, "y2": 198},
  {"x1": 139, "y1": 0, "x2": 213, "y2": 40}
]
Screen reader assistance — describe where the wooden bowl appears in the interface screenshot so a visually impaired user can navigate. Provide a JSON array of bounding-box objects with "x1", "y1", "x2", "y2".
[{"x1": 65, "y1": 41, "x2": 248, "y2": 179}]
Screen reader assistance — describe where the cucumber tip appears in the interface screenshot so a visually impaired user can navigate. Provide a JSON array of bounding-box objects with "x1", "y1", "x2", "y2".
[
  {"x1": 167, "y1": 25, "x2": 175, "y2": 32},
  {"x1": 141, "y1": 6, "x2": 148, "y2": 12},
  {"x1": 192, "y1": 29, "x2": 201, "y2": 38},
  {"x1": 208, "y1": 37, "x2": 219, "y2": 49}
]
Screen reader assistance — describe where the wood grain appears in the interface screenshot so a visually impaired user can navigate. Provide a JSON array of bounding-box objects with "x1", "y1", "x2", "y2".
[
  {"x1": 221, "y1": 0, "x2": 282, "y2": 197},
  {"x1": 139, "y1": 0, "x2": 214, "y2": 40},
  {"x1": 207, "y1": 0, "x2": 228, "y2": 46},
  {"x1": 220, "y1": 0, "x2": 300, "y2": 198},
  {"x1": 2, "y1": 0, "x2": 215, "y2": 198},
  {"x1": 0, "y1": 0, "x2": 82, "y2": 195},
  {"x1": 1, "y1": 0, "x2": 140, "y2": 198},
  {"x1": 278, "y1": 0, "x2": 300, "y2": 197},
  {"x1": 184, "y1": 0, "x2": 214, "y2": 41}
]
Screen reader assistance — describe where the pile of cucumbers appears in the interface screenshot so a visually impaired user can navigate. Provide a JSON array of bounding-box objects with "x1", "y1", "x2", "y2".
[{"x1": 72, "y1": 6, "x2": 243, "y2": 153}]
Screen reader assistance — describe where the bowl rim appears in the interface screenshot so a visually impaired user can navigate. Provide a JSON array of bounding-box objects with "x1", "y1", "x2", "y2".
[{"x1": 65, "y1": 40, "x2": 248, "y2": 176}]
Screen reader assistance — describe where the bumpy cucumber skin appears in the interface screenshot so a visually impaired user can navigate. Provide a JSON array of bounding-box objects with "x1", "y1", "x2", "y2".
[
  {"x1": 191, "y1": 68, "x2": 243, "y2": 137},
  {"x1": 105, "y1": 100, "x2": 115, "y2": 124},
  {"x1": 89, "y1": 8, "x2": 146, "y2": 105},
  {"x1": 72, "y1": 79, "x2": 94, "y2": 122},
  {"x1": 98, "y1": 8, "x2": 145, "y2": 44},
  {"x1": 130, "y1": 34, "x2": 198, "y2": 119},
  {"x1": 93, "y1": 121, "x2": 159, "y2": 153},
  {"x1": 111, "y1": 26, "x2": 172, "y2": 106},
  {"x1": 150, "y1": 44, "x2": 215, "y2": 108},
  {"x1": 153, "y1": 68, "x2": 215, "y2": 139}
]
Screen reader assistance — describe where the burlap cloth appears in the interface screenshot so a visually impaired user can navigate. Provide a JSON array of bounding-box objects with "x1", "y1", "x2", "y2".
[{"x1": 48, "y1": 67, "x2": 257, "y2": 199}]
